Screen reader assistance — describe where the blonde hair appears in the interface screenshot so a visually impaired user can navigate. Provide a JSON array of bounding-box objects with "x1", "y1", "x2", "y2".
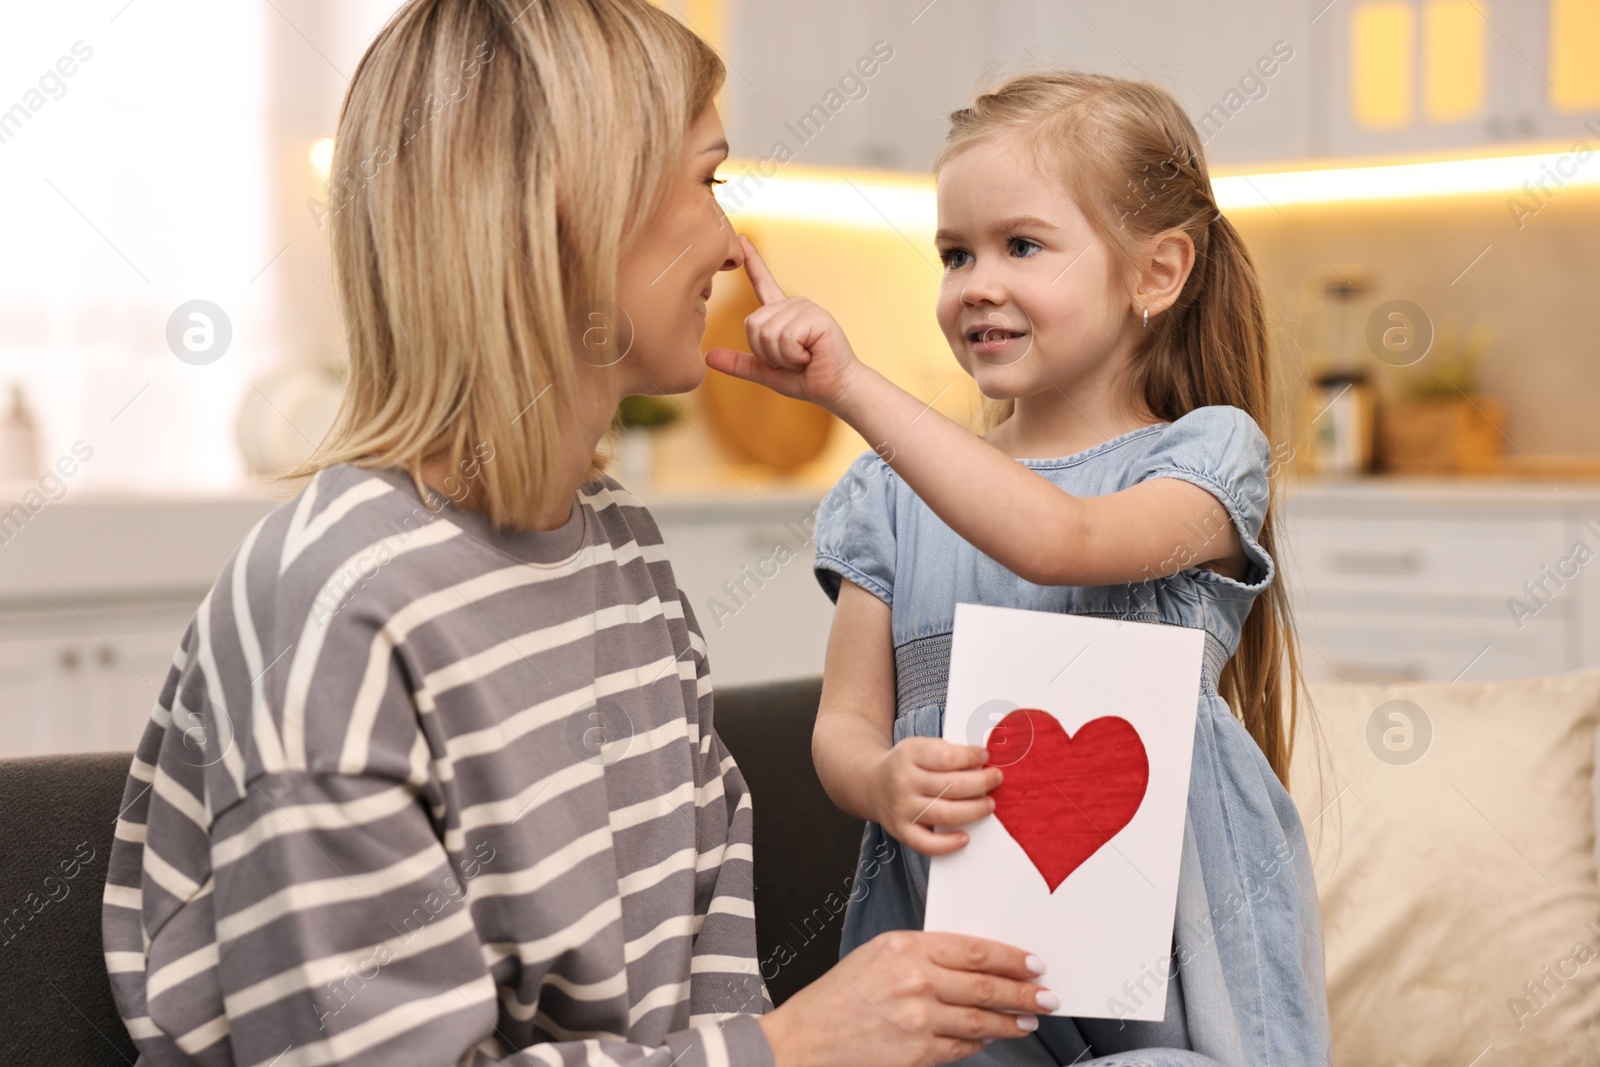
[
  {"x1": 286, "y1": 0, "x2": 725, "y2": 529},
  {"x1": 937, "y1": 71, "x2": 1309, "y2": 788}
]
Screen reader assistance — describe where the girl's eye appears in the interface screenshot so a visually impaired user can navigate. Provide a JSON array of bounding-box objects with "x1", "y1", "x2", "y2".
[
  {"x1": 938, "y1": 247, "x2": 971, "y2": 270},
  {"x1": 1009, "y1": 237, "x2": 1041, "y2": 258},
  {"x1": 705, "y1": 174, "x2": 728, "y2": 189}
]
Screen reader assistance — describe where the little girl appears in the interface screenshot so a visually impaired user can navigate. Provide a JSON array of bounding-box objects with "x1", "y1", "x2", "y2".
[{"x1": 706, "y1": 72, "x2": 1332, "y2": 1064}]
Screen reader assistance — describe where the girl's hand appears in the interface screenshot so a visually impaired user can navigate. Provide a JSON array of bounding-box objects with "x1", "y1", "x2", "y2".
[
  {"x1": 704, "y1": 234, "x2": 861, "y2": 411},
  {"x1": 871, "y1": 737, "x2": 1002, "y2": 855}
]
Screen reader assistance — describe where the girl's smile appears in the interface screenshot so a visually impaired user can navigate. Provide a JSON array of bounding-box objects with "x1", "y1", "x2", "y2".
[{"x1": 966, "y1": 319, "x2": 1031, "y2": 364}]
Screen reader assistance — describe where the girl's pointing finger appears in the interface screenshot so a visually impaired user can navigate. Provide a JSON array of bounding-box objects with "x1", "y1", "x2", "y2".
[{"x1": 739, "y1": 234, "x2": 788, "y2": 306}]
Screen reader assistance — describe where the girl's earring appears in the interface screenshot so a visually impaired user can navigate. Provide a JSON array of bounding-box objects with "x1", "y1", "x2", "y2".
[{"x1": 1142, "y1": 306, "x2": 1149, "y2": 329}]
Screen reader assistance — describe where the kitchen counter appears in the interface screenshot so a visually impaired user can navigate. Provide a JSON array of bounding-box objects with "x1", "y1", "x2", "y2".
[
  {"x1": 4, "y1": 473, "x2": 1600, "y2": 606},
  {"x1": 3, "y1": 472, "x2": 1600, "y2": 757}
]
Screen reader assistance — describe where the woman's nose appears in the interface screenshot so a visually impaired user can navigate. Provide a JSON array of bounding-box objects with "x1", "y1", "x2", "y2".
[{"x1": 720, "y1": 218, "x2": 745, "y2": 273}]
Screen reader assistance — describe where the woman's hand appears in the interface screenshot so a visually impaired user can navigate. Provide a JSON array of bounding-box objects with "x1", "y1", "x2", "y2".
[
  {"x1": 758, "y1": 930, "x2": 1055, "y2": 1067},
  {"x1": 704, "y1": 234, "x2": 862, "y2": 411},
  {"x1": 870, "y1": 737, "x2": 1002, "y2": 855}
]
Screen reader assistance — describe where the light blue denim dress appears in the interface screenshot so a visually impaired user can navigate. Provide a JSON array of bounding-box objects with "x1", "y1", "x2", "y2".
[{"x1": 811, "y1": 406, "x2": 1331, "y2": 1067}]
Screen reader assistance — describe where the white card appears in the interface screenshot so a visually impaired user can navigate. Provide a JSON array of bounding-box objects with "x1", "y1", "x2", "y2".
[{"x1": 922, "y1": 602, "x2": 1205, "y2": 1022}]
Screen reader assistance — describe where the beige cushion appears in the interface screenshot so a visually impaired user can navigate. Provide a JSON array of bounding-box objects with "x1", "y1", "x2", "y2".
[{"x1": 1290, "y1": 668, "x2": 1600, "y2": 1066}]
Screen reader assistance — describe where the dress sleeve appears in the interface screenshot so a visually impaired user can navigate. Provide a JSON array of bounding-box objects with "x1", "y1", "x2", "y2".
[
  {"x1": 812, "y1": 450, "x2": 898, "y2": 607},
  {"x1": 1138, "y1": 405, "x2": 1276, "y2": 596}
]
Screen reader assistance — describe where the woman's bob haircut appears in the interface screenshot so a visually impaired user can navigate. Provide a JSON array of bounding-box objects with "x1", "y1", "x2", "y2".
[{"x1": 287, "y1": 0, "x2": 725, "y2": 529}]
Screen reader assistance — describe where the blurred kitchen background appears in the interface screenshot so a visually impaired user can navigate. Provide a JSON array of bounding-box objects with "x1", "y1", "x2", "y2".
[{"x1": 4, "y1": 0, "x2": 1600, "y2": 756}]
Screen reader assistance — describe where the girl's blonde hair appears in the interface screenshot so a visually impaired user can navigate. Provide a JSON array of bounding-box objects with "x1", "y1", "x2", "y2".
[
  {"x1": 286, "y1": 0, "x2": 724, "y2": 529},
  {"x1": 937, "y1": 71, "x2": 1309, "y2": 788}
]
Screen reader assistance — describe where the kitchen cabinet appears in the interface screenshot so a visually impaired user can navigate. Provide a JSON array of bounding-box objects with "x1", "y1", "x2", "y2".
[
  {"x1": 647, "y1": 488, "x2": 836, "y2": 689},
  {"x1": 722, "y1": 0, "x2": 1311, "y2": 174},
  {"x1": 0, "y1": 604, "x2": 194, "y2": 759},
  {"x1": 1309, "y1": 0, "x2": 1600, "y2": 157},
  {"x1": 1276, "y1": 481, "x2": 1600, "y2": 685},
  {"x1": 0, "y1": 492, "x2": 277, "y2": 759},
  {"x1": 723, "y1": 0, "x2": 1600, "y2": 174}
]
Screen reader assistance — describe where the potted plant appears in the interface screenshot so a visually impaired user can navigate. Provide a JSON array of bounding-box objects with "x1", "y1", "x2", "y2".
[
  {"x1": 1375, "y1": 320, "x2": 1502, "y2": 475},
  {"x1": 611, "y1": 394, "x2": 680, "y2": 486}
]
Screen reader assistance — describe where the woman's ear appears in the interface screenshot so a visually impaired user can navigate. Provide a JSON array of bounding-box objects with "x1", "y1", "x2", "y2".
[{"x1": 1136, "y1": 228, "x2": 1196, "y2": 316}]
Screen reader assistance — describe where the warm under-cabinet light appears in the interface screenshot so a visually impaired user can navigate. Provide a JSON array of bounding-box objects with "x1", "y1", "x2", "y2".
[{"x1": 715, "y1": 144, "x2": 1600, "y2": 229}]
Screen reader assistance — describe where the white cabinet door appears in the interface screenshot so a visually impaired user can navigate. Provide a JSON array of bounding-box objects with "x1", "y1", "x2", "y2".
[
  {"x1": 1279, "y1": 497, "x2": 1595, "y2": 684},
  {"x1": 1294, "y1": 609, "x2": 1570, "y2": 684},
  {"x1": 724, "y1": 0, "x2": 894, "y2": 169},
  {"x1": 1280, "y1": 514, "x2": 1572, "y2": 601},
  {"x1": 1130, "y1": 0, "x2": 1311, "y2": 166},
  {"x1": 654, "y1": 515, "x2": 834, "y2": 688},
  {"x1": 0, "y1": 604, "x2": 194, "y2": 758},
  {"x1": 724, "y1": 0, "x2": 1310, "y2": 174},
  {"x1": 1308, "y1": 0, "x2": 1565, "y2": 157},
  {"x1": 85, "y1": 618, "x2": 190, "y2": 753},
  {"x1": 0, "y1": 633, "x2": 88, "y2": 759},
  {"x1": 1510, "y1": 0, "x2": 1600, "y2": 144}
]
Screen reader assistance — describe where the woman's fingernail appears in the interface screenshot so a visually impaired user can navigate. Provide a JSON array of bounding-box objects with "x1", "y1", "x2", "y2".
[
  {"x1": 1025, "y1": 954, "x2": 1047, "y2": 975},
  {"x1": 1035, "y1": 989, "x2": 1060, "y2": 1011},
  {"x1": 1017, "y1": 1014, "x2": 1038, "y2": 1032}
]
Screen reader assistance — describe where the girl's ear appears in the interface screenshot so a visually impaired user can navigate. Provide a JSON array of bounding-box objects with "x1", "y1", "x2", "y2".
[{"x1": 1136, "y1": 228, "x2": 1196, "y2": 316}]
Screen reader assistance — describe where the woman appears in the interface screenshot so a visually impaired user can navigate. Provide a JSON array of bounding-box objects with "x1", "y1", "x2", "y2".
[{"x1": 100, "y1": 1, "x2": 1054, "y2": 1065}]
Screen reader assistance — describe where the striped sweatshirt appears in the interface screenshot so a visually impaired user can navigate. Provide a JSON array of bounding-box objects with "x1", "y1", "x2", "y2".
[{"x1": 102, "y1": 463, "x2": 776, "y2": 1067}]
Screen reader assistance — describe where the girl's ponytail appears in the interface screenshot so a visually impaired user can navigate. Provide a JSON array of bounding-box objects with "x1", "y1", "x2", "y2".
[
  {"x1": 937, "y1": 72, "x2": 1310, "y2": 789},
  {"x1": 1185, "y1": 210, "x2": 1302, "y2": 787}
]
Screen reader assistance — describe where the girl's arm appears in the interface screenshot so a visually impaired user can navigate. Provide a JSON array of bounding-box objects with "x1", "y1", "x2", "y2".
[
  {"x1": 831, "y1": 365, "x2": 1242, "y2": 588},
  {"x1": 814, "y1": 578, "x2": 998, "y2": 855},
  {"x1": 706, "y1": 237, "x2": 1245, "y2": 589},
  {"x1": 811, "y1": 579, "x2": 896, "y2": 821}
]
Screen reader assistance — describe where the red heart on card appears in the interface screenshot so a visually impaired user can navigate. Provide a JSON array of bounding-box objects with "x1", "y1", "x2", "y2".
[{"x1": 984, "y1": 709, "x2": 1149, "y2": 893}]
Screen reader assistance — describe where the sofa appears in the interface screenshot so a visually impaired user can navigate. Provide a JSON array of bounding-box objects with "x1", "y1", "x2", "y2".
[{"x1": 5, "y1": 670, "x2": 1599, "y2": 1064}]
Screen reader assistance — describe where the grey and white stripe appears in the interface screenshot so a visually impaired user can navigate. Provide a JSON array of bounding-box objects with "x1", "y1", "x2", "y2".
[{"x1": 103, "y1": 465, "x2": 775, "y2": 1067}]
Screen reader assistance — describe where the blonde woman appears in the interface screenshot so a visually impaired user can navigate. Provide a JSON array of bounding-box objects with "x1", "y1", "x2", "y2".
[{"x1": 100, "y1": 1, "x2": 1056, "y2": 1065}]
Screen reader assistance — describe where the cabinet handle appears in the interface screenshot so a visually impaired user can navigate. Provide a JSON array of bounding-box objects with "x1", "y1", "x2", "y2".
[
  {"x1": 97, "y1": 645, "x2": 117, "y2": 668},
  {"x1": 1324, "y1": 548, "x2": 1423, "y2": 574},
  {"x1": 59, "y1": 648, "x2": 81, "y2": 672}
]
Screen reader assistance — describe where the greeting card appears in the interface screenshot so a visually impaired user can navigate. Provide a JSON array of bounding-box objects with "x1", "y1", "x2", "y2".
[{"x1": 922, "y1": 602, "x2": 1205, "y2": 1021}]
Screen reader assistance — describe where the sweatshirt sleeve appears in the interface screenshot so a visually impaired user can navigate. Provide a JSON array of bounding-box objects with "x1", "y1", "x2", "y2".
[
  {"x1": 201, "y1": 766, "x2": 775, "y2": 1067},
  {"x1": 677, "y1": 590, "x2": 776, "y2": 1023}
]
